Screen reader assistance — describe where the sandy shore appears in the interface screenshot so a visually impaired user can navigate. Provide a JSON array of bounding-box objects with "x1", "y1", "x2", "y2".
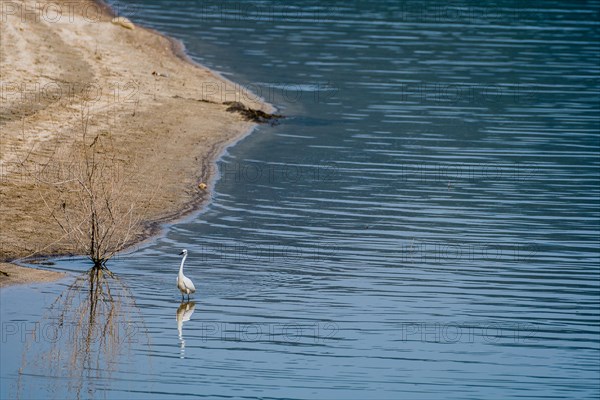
[
  {"x1": 0, "y1": 0, "x2": 273, "y2": 286},
  {"x1": 0, "y1": 262, "x2": 65, "y2": 287}
]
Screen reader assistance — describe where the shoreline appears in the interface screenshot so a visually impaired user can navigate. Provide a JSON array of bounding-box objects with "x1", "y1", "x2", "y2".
[
  {"x1": 0, "y1": 0, "x2": 273, "y2": 286},
  {"x1": 0, "y1": 262, "x2": 66, "y2": 288}
]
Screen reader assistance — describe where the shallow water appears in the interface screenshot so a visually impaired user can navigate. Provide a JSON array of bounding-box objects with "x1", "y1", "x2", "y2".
[{"x1": 2, "y1": 1, "x2": 599, "y2": 399}]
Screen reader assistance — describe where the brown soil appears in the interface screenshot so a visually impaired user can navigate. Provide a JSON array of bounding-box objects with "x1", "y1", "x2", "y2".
[
  {"x1": 0, "y1": 0, "x2": 273, "y2": 286},
  {"x1": 0, "y1": 262, "x2": 65, "y2": 287}
]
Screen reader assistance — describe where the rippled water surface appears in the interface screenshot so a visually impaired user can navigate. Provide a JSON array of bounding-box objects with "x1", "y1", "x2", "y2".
[{"x1": 2, "y1": 1, "x2": 599, "y2": 399}]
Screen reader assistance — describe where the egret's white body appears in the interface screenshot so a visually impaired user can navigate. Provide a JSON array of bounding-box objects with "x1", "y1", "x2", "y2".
[{"x1": 177, "y1": 250, "x2": 196, "y2": 300}]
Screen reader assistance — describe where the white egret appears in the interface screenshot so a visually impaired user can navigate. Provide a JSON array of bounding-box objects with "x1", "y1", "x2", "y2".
[{"x1": 177, "y1": 249, "x2": 196, "y2": 300}]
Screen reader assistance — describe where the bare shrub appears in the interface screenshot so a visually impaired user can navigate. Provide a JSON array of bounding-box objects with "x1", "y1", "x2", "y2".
[{"x1": 32, "y1": 105, "x2": 156, "y2": 266}]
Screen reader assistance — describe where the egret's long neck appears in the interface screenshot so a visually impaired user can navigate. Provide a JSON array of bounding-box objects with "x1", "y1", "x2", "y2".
[{"x1": 179, "y1": 254, "x2": 187, "y2": 276}]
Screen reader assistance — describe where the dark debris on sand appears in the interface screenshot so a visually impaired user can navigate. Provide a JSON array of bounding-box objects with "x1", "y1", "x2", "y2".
[{"x1": 223, "y1": 101, "x2": 284, "y2": 125}]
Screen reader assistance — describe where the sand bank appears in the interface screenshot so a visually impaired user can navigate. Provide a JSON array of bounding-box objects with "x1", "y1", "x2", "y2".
[
  {"x1": 0, "y1": 0, "x2": 273, "y2": 286},
  {"x1": 0, "y1": 262, "x2": 65, "y2": 287}
]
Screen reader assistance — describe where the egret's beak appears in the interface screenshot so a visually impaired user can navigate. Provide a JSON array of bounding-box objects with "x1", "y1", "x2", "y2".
[{"x1": 179, "y1": 251, "x2": 185, "y2": 255}]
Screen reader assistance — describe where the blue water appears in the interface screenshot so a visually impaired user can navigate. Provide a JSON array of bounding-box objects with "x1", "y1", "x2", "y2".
[{"x1": 2, "y1": 1, "x2": 599, "y2": 399}]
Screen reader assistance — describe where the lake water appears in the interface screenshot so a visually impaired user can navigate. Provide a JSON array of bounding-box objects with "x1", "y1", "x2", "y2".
[{"x1": 1, "y1": 1, "x2": 599, "y2": 399}]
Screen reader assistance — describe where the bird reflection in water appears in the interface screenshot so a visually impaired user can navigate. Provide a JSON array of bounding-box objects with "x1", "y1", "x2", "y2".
[{"x1": 176, "y1": 301, "x2": 196, "y2": 359}]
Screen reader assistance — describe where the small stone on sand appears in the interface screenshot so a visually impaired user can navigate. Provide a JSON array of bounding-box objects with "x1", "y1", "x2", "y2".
[{"x1": 111, "y1": 17, "x2": 135, "y2": 30}]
